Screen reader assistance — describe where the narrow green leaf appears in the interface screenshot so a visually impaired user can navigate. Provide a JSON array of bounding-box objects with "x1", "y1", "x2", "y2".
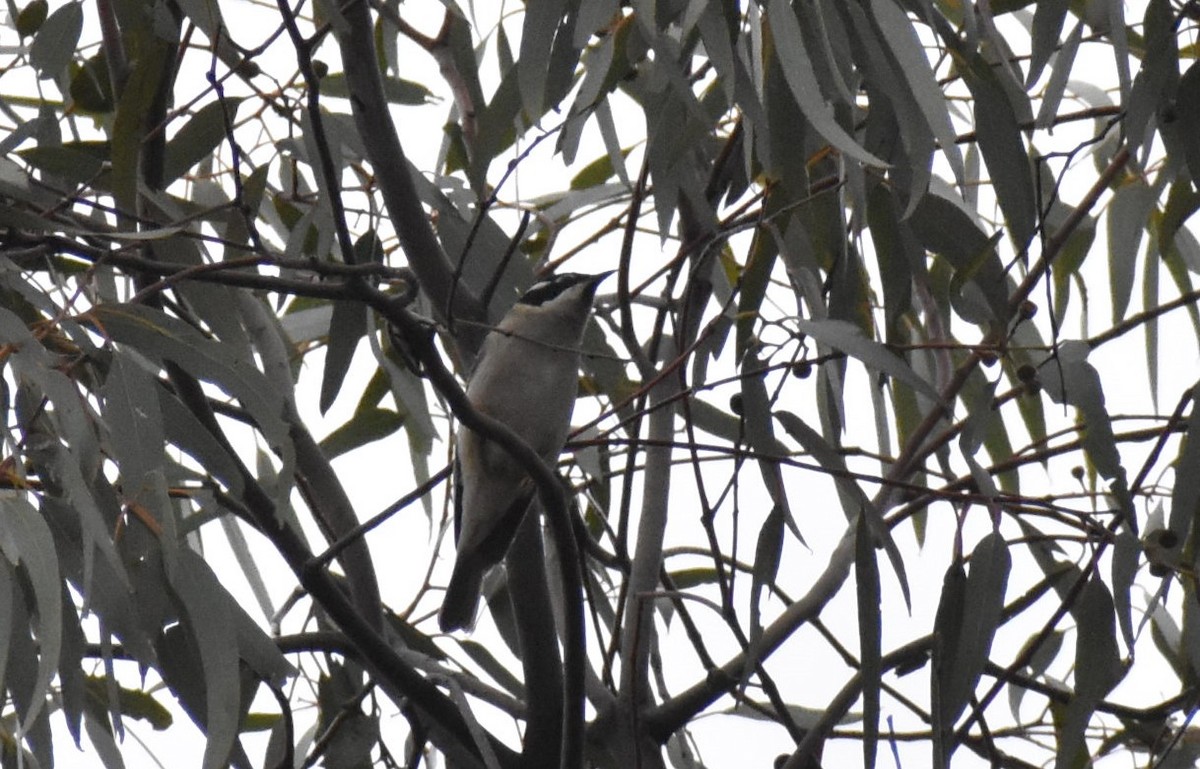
[
  {"x1": 766, "y1": 0, "x2": 886, "y2": 168},
  {"x1": 1007, "y1": 629, "x2": 1064, "y2": 721},
  {"x1": 1125, "y1": 0, "x2": 1177, "y2": 159},
  {"x1": 1106, "y1": 177, "x2": 1157, "y2": 324},
  {"x1": 0, "y1": 496, "x2": 62, "y2": 732},
  {"x1": 1174, "y1": 61, "x2": 1200, "y2": 187},
  {"x1": 774, "y1": 409, "x2": 866, "y2": 522},
  {"x1": 1168, "y1": 384, "x2": 1200, "y2": 544},
  {"x1": 794, "y1": 318, "x2": 940, "y2": 402},
  {"x1": 1160, "y1": 178, "x2": 1200, "y2": 258},
  {"x1": 1026, "y1": 0, "x2": 1070, "y2": 86},
  {"x1": 320, "y1": 300, "x2": 366, "y2": 414},
  {"x1": 866, "y1": 183, "x2": 914, "y2": 339},
  {"x1": 321, "y1": 72, "x2": 433, "y2": 105},
  {"x1": 16, "y1": 142, "x2": 106, "y2": 185},
  {"x1": 110, "y1": 35, "x2": 172, "y2": 214},
  {"x1": 869, "y1": 0, "x2": 963, "y2": 185},
  {"x1": 102, "y1": 355, "x2": 165, "y2": 498},
  {"x1": 910, "y1": 193, "x2": 1012, "y2": 327},
  {"x1": 1055, "y1": 579, "x2": 1123, "y2": 769},
  {"x1": 741, "y1": 350, "x2": 802, "y2": 542},
  {"x1": 855, "y1": 513, "x2": 881, "y2": 769},
  {"x1": 157, "y1": 386, "x2": 244, "y2": 495},
  {"x1": 92, "y1": 303, "x2": 289, "y2": 450},
  {"x1": 162, "y1": 98, "x2": 244, "y2": 186},
  {"x1": 1034, "y1": 20, "x2": 1084, "y2": 130},
  {"x1": 1111, "y1": 529, "x2": 1139, "y2": 651},
  {"x1": 84, "y1": 708, "x2": 133, "y2": 769},
  {"x1": 458, "y1": 639, "x2": 528, "y2": 699},
  {"x1": 774, "y1": 408, "x2": 911, "y2": 608},
  {"x1": 1106, "y1": 0, "x2": 1131, "y2": 110},
  {"x1": 319, "y1": 407, "x2": 404, "y2": 459},
  {"x1": 1038, "y1": 341, "x2": 1122, "y2": 481},
  {"x1": 58, "y1": 574, "x2": 87, "y2": 745},
  {"x1": 518, "y1": 0, "x2": 567, "y2": 120},
  {"x1": 5, "y1": 569, "x2": 53, "y2": 768},
  {"x1": 962, "y1": 535, "x2": 1011, "y2": 703},
  {"x1": 0, "y1": 559, "x2": 12, "y2": 711},
  {"x1": 168, "y1": 552, "x2": 240, "y2": 769},
  {"x1": 953, "y1": 47, "x2": 1036, "y2": 250},
  {"x1": 1144, "y1": 225, "x2": 1161, "y2": 407},
  {"x1": 932, "y1": 560, "x2": 967, "y2": 769},
  {"x1": 751, "y1": 504, "x2": 785, "y2": 639},
  {"x1": 935, "y1": 533, "x2": 1010, "y2": 765}
]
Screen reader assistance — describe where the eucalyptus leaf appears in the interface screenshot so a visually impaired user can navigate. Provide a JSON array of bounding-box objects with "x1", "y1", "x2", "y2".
[
  {"x1": 794, "y1": 318, "x2": 940, "y2": 403},
  {"x1": 1054, "y1": 579, "x2": 1123, "y2": 769},
  {"x1": 766, "y1": 0, "x2": 886, "y2": 168},
  {"x1": 29, "y1": 0, "x2": 82, "y2": 78},
  {"x1": 0, "y1": 496, "x2": 62, "y2": 732}
]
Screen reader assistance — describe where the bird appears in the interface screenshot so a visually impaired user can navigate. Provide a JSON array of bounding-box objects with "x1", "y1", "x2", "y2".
[{"x1": 439, "y1": 270, "x2": 611, "y2": 633}]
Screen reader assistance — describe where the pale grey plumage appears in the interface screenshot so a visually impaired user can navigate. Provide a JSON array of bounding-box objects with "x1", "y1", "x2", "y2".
[{"x1": 439, "y1": 272, "x2": 609, "y2": 632}]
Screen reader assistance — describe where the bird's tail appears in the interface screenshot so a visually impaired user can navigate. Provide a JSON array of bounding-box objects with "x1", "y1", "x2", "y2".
[{"x1": 439, "y1": 562, "x2": 483, "y2": 632}]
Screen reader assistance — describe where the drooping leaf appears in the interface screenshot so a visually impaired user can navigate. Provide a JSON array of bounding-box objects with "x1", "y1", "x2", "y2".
[
  {"x1": 162, "y1": 98, "x2": 245, "y2": 185},
  {"x1": 1106, "y1": 176, "x2": 1158, "y2": 324},
  {"x1": 1111, "y1": 529, "x2": 1139, "y2": 653},
  {"x1": 91, "y1": 303, "x2": 289, "y2": 451},
  {"x1": 83, "y1": 709, "x2": 127, "y2": 769},
  {"x1": 934, "y1": 533, "x2": 1011, "y2": 766},
  {"x1": 865, "y1": 184, "x2": 916, "y2": 341},
  {"x1": 1007, "y1": 628, "x2": 1065, "y2": 721},
  {"x1": 157, "y1": 385, "x2": 245, "y2": 495},
  {"x1": 932, "y1": 559, "x2": 967, "y2": 769},
  {"x1": 0, "y1": 561, "x2": 12, "y2": 723},
  {"x1": 1167, "y1": 384, "x2": 1200, "y2": 545},
  {"x1": 1034, "y1": 20, "x2": 1084, "y2": 130},
  {"x1": 855, "y1": 513, "x2": 881, "y2": 769},
  {"x1": 750, "y1": 504, "x2": 785, "y2": 641},
  {"x1": 1037, "y1": 341, "x2": 1122, "y2": 482},
  {"x1": 165, "y1": 551, "x2": 242, "y2": 769},
  {"x1": 1174, "y1": 61, "x2": 1200, "y2": 188},
  {"x1": 1160, "y1": 178, "x2": 1200, "y2": 258},
  {"x1": 952, "y1": 46, "x2": 1036, "y2": 251},
  {"x1": 766, "y1": 0, "x2": 887, "y2": 168},
  {"x1": 740, "y1": 349, "x2": 802, "y2": 542},
  {"x1": 794, "y1": 318, "x2": 941, "y2": 403},
  {"x1": 321, "y1": 297, "x2": 367, "y2": 415},
  {"x1": 5, "y1": 565, "x2": 54, "y2": 767},
  {"x1": 1055, "y1": 578, "x2": 1123, "y2": 769},
  {"x1": 1026, "y1": 0, "x2": 1070, "y2": 87},
  {"x1": 110, "y1": 31, "x2": 173, "y2": 213},
  {"x1": 102, "y1": 354, "x2": 166, "y2": 498},
  {"x1": 909, "y1": 193, "x2": 1012, "y2": 328},
  {"x1": 0, "y1": 496, "x2": 62, "y2": 732},
  {"x1": 774, "y1": 409, "x2": 911, "y2": 607},
  {"x1": 1144, "y1": 223, "x2": 1161, "y2": 407},
  {"x1": 869, "y1": 0, "x2": 964, "y2": 185},
  {"x1": 1125, "y1": 0, "x2": 1177, "y2": 160},
  {"x1": 518, "y1": 0, "x2": 567, "y2": 120}
]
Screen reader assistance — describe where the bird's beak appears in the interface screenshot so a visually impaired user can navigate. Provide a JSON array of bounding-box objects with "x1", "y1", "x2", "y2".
[{"x1": 586, "y1": 270, "x2": 614, "y2": 298}]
